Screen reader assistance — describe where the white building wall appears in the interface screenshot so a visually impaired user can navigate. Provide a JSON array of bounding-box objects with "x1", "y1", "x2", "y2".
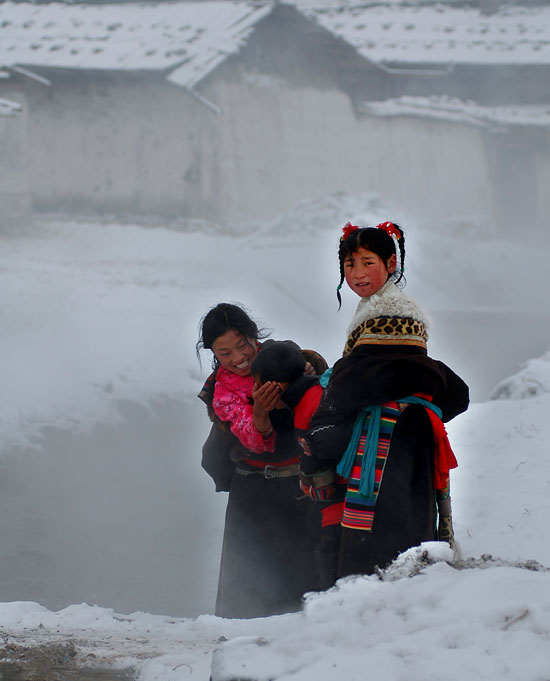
[
  {"x1": 26, "y1": 78, "x2": 203, "y2": 218},
  {"x1": 202, "y1": 73, "x2": 495, "y2": 226},
  {"x1": 532, "y1": 129, "x2": 550, "y2": 233},
  {"x1": 0, "y1": 90, "x2": 31, "y2": 229},
  {"x1": 16, "y1": 69, "x2": 548, "y2": 234}
]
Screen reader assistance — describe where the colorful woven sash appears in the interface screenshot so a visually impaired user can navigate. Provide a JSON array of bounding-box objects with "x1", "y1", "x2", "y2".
[
  {"x1": 337, "y1": 395, "x2": 457, "y2": 531},
  {"x1": 337, "y1": 402, "x2": 400, "y2": 531}
]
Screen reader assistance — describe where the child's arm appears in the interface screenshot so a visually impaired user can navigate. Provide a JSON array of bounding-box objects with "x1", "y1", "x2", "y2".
[
  {"x1": 213, "y1": 386, "x2": 275, "y2": 454},
  {"x1": 305, "y1": 398, "x2": 356, "y2": 463},
  {"x1": 294, "y1": 384, "x2": 339, "y2": 501}
]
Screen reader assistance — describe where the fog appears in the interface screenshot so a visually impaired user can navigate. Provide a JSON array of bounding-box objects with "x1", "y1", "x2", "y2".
[
  {"x1": 1, "y1": 204, "x2": 549, "y2": 618},
  {"x1": 0, "y1": 399, "x2": 223, "y2": 617},
  {"x1": 1, "y1": 0, "x2": 550, "y2": 619}
]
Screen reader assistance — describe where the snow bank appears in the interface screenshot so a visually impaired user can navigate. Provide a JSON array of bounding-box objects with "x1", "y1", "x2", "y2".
[
  {"x1": 4, "y1": 540, "x2": 550, "y2": 681},
  {"x1": 448, "y1": 394, "x2": 550, "y2": 567},
  {"x1": 490, "y1": 348, "x2": 550, "y2": 399},
  {"x1": 212, "y1": 551, "x2": 550, "y2": 681}
]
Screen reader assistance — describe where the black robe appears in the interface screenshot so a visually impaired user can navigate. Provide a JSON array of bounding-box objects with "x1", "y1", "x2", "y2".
[
  {"x1": 201, "y1": 375, "x2": 320, "y2": 618},
  {"x1": 307, "y1": 344, "x2": 469, "y2": 578}
]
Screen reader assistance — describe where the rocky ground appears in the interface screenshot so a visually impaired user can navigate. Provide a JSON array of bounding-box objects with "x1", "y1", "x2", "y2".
[{"x1": 0, "y1": 638, "x2": 135, "y2": 680}]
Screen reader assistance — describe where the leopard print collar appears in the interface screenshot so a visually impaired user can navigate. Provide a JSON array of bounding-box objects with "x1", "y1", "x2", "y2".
[
  {"x1": 344, "y1": 280, "x2": 430, "y2": 356},
  {"x1": 343, "y1": 315, "x2": 428, "y2": 355}
]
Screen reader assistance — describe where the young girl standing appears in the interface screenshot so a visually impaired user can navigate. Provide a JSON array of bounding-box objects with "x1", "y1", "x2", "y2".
[{"x1": 306, "y1": 222, "x2": 469, "y2": 579}]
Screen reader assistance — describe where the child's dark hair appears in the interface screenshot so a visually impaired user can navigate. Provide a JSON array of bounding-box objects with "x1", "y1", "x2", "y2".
[
  {"x1": 337, "y1": 221, "x2": 406, "y2": 308},
  {"x1": 196, "y1": 303, "x2": 267, "y2": 368},
  {"x1": 251, "y1": 340, "x2": 305, "y2": 384}
]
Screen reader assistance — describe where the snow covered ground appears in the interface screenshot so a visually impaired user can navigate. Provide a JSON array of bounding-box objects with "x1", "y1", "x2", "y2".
[{"x1": 2, "y1": 196, "x2": 550, "y2": 679}]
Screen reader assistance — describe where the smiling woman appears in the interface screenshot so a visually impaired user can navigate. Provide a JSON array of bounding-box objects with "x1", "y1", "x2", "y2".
[
  {"x1": 196, "y1": 303, "x2": 321, "y2": 619},
  {"x1": 211, "y1": 330, "x2": 258, "y2": 377}
]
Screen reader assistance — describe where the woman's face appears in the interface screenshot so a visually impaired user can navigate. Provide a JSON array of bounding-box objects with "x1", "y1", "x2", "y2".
[{"x1": 211, "y1": 329, "x2": 258, "y2": 377}]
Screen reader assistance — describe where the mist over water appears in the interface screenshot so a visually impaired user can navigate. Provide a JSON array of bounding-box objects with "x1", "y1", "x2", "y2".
[{"x1": 0, "y1": 399, "x2": 224, "y2": 617}]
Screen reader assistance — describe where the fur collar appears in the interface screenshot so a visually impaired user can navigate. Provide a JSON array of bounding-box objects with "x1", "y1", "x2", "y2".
[{"x1": 347, "y1": 280, "x2": 430, "y2": 337}]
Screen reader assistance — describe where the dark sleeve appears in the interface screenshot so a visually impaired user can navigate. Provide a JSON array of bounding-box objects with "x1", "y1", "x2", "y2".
[
  {"x1": 305, "y1": 399, "x2": 356, "y2": 463},
  {"x1": 198, "y1": 370, "x2": 218, "y2": 422},
  {"x1": 306, "y1": 346, "x2": 470, "y2": 460},
  {"x1": 201, "y1": 423, "x2": 236, "y2": 492},
  {"x1": 324, "y1": 349, "x2": 453, "y2": 411},
  {"x1": 433, "y1": 360, "x2": 470, "y2": 422},
  {"x1": 293, "y1": 383, "x2": 349, "y2": 471}
]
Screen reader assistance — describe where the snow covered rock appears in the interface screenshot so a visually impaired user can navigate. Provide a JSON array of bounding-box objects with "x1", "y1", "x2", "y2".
[{"x1": 491, "y1": 348, "x2": 550, "y2": 399}]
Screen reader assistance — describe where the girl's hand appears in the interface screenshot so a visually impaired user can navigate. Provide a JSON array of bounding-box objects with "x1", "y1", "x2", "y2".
[
  {"x1": 253, "y1": 381, "x2": 282, "y2": 414},
  {"x1": 298, "y1": 437, "x2": 311, "y2": 456},
  {"x1": 252, "y1": 381, "x2": 281, "y2": 434}
]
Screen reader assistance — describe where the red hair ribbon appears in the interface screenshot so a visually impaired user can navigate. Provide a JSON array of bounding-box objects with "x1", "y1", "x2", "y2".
[
  {"x1": 376, "y1": 221, "x2": 400, "y2": 240},
  {"x1": 341, "y1": 221, "x2": 359, "y2": 241}
]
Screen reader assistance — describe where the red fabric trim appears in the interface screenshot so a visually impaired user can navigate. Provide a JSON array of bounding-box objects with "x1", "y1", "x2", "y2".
[
  {"x1": 413, "y1": 393, "x2": 458, "y2": 489},
  {"x1": 426, "y1": 409, "x2": 458, "y2": 489},
  {"x1": 293, "y1": 384, "x2": 323, "y2": 431},
  {"x1": 321, "y1": 501, "x2": 345, "y2": 528}
]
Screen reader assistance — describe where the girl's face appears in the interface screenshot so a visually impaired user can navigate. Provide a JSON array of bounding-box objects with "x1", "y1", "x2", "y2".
[
  {"x1": 211, "y1": 329, "x2": 258, "y2": 377},
  {"x1": 344, "y1": 247, "x2": 396, "y2": 298}
]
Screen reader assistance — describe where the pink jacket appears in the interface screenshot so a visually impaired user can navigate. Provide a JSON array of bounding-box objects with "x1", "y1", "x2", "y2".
[{"x1": 212, "y1": 365, "x2": 275, "y2": 454}]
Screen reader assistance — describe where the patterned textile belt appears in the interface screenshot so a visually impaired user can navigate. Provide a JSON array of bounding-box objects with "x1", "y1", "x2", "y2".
[{"x1": 235, "y1": 464, "x2": 300, "y2": 479}]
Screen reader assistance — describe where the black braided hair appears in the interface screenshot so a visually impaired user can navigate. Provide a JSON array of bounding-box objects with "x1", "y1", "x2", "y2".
[
  {"x1": 336, "y1": 223, "x2": 406, "y2": 308},
  {"x1": 196, "y1": 303, "x2": 268, "y2": 368}
]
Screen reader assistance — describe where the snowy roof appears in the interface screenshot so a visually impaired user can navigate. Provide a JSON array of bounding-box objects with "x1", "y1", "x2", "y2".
[
  {"x1": 0, "y1": 1, "x2": 272, "y2": 89},
  {"x1": 2, "y1": 1, "x2": 550, "y2": 92},
  {"x1": 362, "y1": 95, "x2": 550, "y2": 128},
  {"x1": 0, "y1": 96, "x2": 22, "y2": 116},
  {"x1": 304, "y1": 3, "x2": 550, "y2": 66}
]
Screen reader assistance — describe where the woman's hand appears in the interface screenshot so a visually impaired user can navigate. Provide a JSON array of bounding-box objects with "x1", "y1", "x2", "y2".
[{"x1": 252, "y1": 381, "x2": 281, "y2": 435}]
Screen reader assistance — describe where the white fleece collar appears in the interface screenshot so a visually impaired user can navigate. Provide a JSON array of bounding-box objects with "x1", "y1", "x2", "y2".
[{"x1": 347, "y1": 279, "x2": 430, "y2": 337}]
